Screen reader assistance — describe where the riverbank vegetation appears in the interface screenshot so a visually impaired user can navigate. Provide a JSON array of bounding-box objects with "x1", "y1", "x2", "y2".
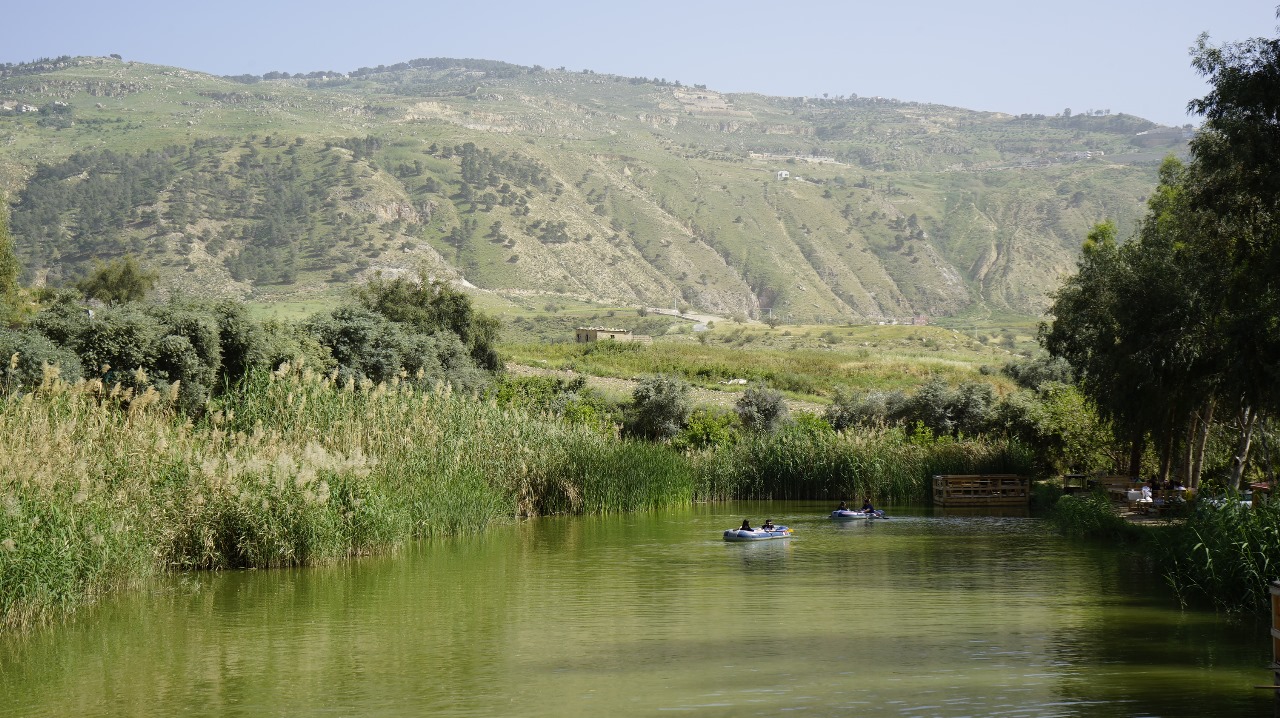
[
  {"x1": 0, "y1": 238, "x2": 1036, "y2": 632},
  {"x1": 1041, "y1": 29, "x2": 1280, "y2": 493},
  {"x1": 1048, "y1": 490, "x2": 1280, "y2": 614},
  {"x1": 0, "y1": 360, "x2": 1027, "y2": 632},
  {"x1": 4, "y1": 21, "x2": 1280, "y2": 632},
  {"x1": 1033, "y1": 26, "x2": 1280, "y2": 615}
]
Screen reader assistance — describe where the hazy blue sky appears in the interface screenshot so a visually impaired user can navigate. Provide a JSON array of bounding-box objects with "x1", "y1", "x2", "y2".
[{"x1": 5, "y1": 1, "x2": 1274, "y2": 126}]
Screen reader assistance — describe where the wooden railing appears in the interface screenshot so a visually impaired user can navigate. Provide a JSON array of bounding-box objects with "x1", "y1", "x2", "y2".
[{"x1": 932, "y1": 474, "x2": 1028, "y2": 507}]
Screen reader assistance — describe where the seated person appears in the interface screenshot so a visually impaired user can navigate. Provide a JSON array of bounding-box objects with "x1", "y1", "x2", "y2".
[
  {"x1": 861, "y1": 497, "x2": 875, "y2": 513},
  {"x1": 1140, "y1": 482, "x2": 1153, "y2": 502},
  {"x1": 739, "y1": 519, "x2": 753, "y2": 531},
  {"x1": 762, "y1": 519, "x2": 776, "y2": 531},
  {"x1": 837, "y1": 501, "x2": 848, "y2": 511}
]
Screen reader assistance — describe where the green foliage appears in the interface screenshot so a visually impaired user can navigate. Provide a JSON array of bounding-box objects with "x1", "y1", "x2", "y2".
[
  {"x1": 1002, "y1": 354, "x2": 1074, "y2": 389},
  {"x1": 1047, "y1": 492, "x2": 1140, "y2": 542},
  {"x1": 825, "y1": 388, "x2": 902, "y2": 430},
  {"x1": 0, "y1": 197, "x2": 18, "y2": 326},
  {"x1": 353, "y1": 273, "x2": 502, "y2": 371},
  {"x1": 303, "y1": 305, "x2": 490, "y2": 393},
  {"x1": 622, "y1": 374, "x2": 692, "y2": 441},
  {"x1": 492, "y1": 374, "x2": 614, "y2": 431},
  {"x1": 697, "y1": 422, "x2": 1032, "y2": 503},
  {"x1": 993, "y1": 383, "x2": 1113, "y2": 475},
  {"x1": 76, "y1": 306, "x2": 161, "y2": 382},
  {"x1": 1044, "y1": 27, "x2": 1280, "y2": 486},
  {"x1": 734, "y1": 383, "x2": 789, "y2": 433},
  {"x1": 0, "y1": 328, "x2": 84, "y2": 389},
  {"x1": 76, "y1": 255, "x2": 158, "y2": 306},
  {"x1": 1157, "y1": 494, "x2": 1280, "y2": 613},
  {"x1": 211, "y1": 300, "x2": 268, "y2": 387},
  {"x1": 672, "y1": 407, "x2": 740, "y2": 452},
  {"x1": 1184, "y1": 32, "x2": 1280, "y2": 418}
]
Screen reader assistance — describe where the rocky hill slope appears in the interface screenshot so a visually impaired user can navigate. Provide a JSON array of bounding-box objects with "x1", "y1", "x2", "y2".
[{"x1": 0, "y1": 56, "x2": 1186, "y2": 321}]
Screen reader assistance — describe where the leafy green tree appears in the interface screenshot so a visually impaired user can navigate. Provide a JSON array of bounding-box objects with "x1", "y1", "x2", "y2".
[
  {"x1": 622, "y1": 374, "x2": 691, "y2": 441},
  {"x1": 76, "y1": 255, "x2": 158, "y2": 306},
  {"x1": 1002, "y1": 354, "x2": 1075, "y2": 390},
  {"x1": 824, "y1": 388, "x2": 903, "y2": 431},
  {"x1": 673, "y1": 407, "x2": 739, "y2": 451},
  {"x1": 994, "y1": 383, "x2": 1113, "y2": 475},
  {"x1": 304, "y1": 306, "x2": 408, "y2": 386},
  {"x1": 0, "y1": 328, "x2": 83, "y2": 391},
  {"x1": 898, "y1": 376, "x2": 958, "y2": 436},
  {"x1": 1180, "y1": 28, "x2": 1280, "y2": 484},
  {"x1": 353, "y1": 271, "x2": 502, "y2": 371},
  {"x1": 735, "y1": 384, "x2": 789, "y2": 433},
  {"x1": 1041, "y1": 218, "x2": 1182, "y2": 477},
  {"x1": 304, "y1": 305, "x2": 490, "y2": 393},
  {"x1": 211, "y1": 300, "x2": 268, "y2": 387},
  {"x1": 1044, "y1": 23, "x2": 1280, "y2": 487}
]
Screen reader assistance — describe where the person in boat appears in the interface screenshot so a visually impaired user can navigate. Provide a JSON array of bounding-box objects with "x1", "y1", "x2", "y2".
[
  {"x1": 861, "y1": 497, "x2": 875, "y2": 513},
  {"x1": 740, "y1": 519, "x2": 753, "y2": 531},
  {"x1": 761, "y1": 519, "x2": 776, "y2": 531},
  {"x1": 837, "y1": 501, "x2": 848, "y2": 511}
]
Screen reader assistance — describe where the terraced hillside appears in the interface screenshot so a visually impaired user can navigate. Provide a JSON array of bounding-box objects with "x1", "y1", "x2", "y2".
[{"x1": 0, "y1": 56, "x2": 1186, "y2": 321}]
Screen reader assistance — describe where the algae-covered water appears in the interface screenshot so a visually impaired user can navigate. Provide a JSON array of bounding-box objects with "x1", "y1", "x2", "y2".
[{"x1": 1, "y1": 502, "x2": 1272, "y2": 717}]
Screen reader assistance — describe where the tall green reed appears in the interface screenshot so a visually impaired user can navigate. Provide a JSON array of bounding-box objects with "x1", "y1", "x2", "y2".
[
  {"x1": 1155, "y1": 494, "x2": 1280, "y2": 613},
  {"x1": 695, "y1": 423, "x2": 1032, "y2": 503},
  {"x1": 0, "y1": 362, "x2": 1037, "y2": 632}
]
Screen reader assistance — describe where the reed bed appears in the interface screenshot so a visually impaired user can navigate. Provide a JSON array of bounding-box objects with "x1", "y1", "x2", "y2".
[
  {"x1": 1, "y1": 364, "x2": 1029, "y2": 632},
  {"x1": 695, "y1": 423, "x2": 1033, "y2": 503},
  {"x1": 1046, "y1": 490, "x2": 1280, "y2": 615},
  {"x1": 0, "y1": 365, "x2": 687, "y2": 631},
  {"x1": 1155, "y1": 495, "x2": 1280, "y2": 614},
  {"x1": 1046, "y1": 492, "x2": 1142, "y2": 542}
]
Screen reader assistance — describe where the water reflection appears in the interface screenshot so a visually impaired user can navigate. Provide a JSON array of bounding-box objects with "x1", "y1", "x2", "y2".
[{"x1": 0, "y1": 501, "x2": 1273, "y2": 717}]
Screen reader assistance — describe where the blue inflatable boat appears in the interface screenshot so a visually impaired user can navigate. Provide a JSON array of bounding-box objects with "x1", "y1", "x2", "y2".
[
  {"x1": 830, "y1": 509, "x2": 887, "y2": 520},
  {"x1": 723, "y1": 526, "x2": 793, "y2": 541}
]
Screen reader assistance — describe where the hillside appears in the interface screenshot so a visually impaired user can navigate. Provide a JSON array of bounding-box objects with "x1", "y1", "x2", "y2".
[{"x1": 0, "y1": 55, "x2": 1186, "y2": 322}]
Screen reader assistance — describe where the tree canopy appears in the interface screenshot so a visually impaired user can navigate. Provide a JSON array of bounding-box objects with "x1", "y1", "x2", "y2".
[
  {"x1": 76, "y1": 255, "x2": 159, "y2": 307},
  {"x1": 1043, "y1": 22, "x2": 1280, "y2": 487}
]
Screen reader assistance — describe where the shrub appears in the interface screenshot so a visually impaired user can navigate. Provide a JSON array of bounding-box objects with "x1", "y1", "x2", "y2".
[
  {"x1": 825, "y1": 388, "x2": 903, "y2": 430},
  {"x1": 1003, "y1": 354, "x2": 1075, "y2": 389},
  {"x1": 673, "y1": 407, "x2": 739, "y2": 451},
  {"x1": 1047, "y1": 492, "x2": 1139, "y2": 541},
  {"x1": 735, "y1": 384, "x2": 788, "y2": 433},
  {"x1": 622, "y1": 374, "x2": 691, "y2": 441},
  {"x1": 0, "y1": 328, "x2": 83, "y2": 390}
]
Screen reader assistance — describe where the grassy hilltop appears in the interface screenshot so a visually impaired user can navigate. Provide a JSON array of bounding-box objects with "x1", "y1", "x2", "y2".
[{"x1": 0, "y1": 55, "x2": 1184, "y2": 324}]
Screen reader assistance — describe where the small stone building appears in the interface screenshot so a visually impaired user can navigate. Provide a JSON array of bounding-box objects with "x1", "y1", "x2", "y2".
[{"x1": 575, "y1": 326, "x2": 634, "y2": 343}]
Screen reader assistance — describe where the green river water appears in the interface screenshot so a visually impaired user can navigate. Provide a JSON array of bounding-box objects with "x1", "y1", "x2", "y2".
[{"x1": 1, "y1": 502, "x2": 1273, "y2": 717}]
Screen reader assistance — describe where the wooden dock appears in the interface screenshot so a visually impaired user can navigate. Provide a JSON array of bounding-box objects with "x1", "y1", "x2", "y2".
[{"x1": 932, "y1": 474, "x2": 1029, "y2": 507}]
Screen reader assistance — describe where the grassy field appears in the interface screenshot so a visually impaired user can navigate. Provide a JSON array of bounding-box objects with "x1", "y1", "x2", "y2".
[{"x1": 502, "y1": 321, "x2": 1022, "y2": 402}]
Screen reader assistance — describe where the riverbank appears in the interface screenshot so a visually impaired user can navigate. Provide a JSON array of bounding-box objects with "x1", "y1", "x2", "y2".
[
  {"x1": 1048, "y1": 491, "x2": 1279, "y2": 614},
  {"x1": 0, "y1": 366, "x2": 1028, "y2": 632}
]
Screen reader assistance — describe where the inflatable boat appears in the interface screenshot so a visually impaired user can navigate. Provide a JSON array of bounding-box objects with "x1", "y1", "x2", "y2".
[
  {"x1": 830, "y1": 509, "x2": 887, "y2": 520},
  {"x1": 723, "y1": 526, "x2": 793, "y2": 541}
]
